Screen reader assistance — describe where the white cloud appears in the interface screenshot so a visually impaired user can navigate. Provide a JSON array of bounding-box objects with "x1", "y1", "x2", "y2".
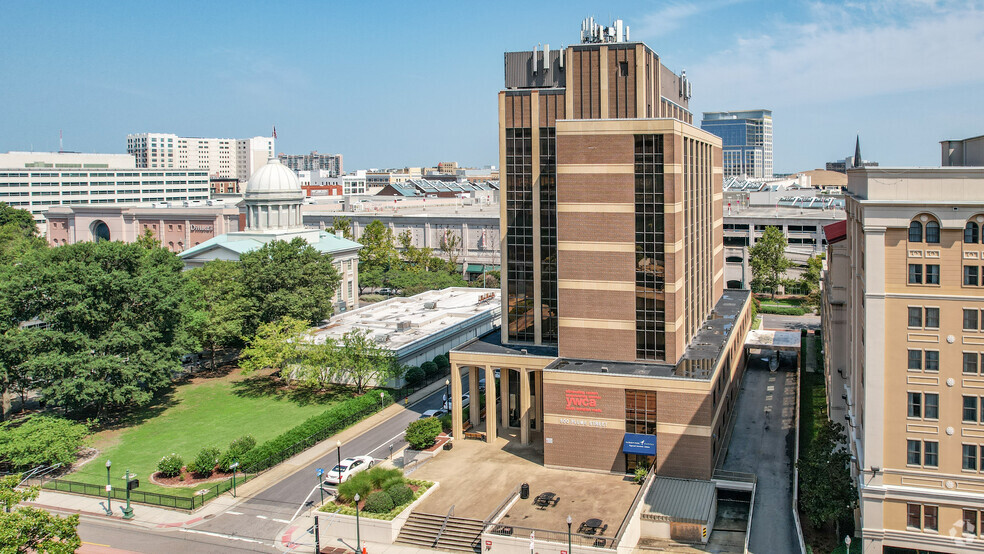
[
  {"x1": 633, "y1": 0, "x2": 748, "y2": 38},
  {"x1": 688, "y1": 1, "x2": 984, "y2": 108}
]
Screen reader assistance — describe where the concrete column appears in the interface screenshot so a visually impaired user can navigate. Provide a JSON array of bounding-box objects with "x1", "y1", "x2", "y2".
[
  {"x1": 451, "y1": 363, "x2": 463, "y2": 440},
  {"x1": 484, "y1": 365, "x2": 497, "y2": 444},
  {"x1": 500, "y1": 368, "x2": 511, "y2": 429},
  {"x1": 469, "y1": 366, "x2": 481, "y2": 427},
  {"x1": 520, "y1": 368, "x2": 531, "y2": 445}
]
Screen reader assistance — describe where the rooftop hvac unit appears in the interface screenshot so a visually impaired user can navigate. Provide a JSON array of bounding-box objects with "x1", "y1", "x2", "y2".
[
  {"x1": 396, "y1": 321, "x2": 412, "y2": 332},
  {"x1": 374, "y1": 333, "x2": 390, "y2": 344},
  {"x1": 424, "y1": 302, "x2": 437, "y2": 310},
  {"x1": 543, "y1": 44, "x2": 550, "y2": 71}
]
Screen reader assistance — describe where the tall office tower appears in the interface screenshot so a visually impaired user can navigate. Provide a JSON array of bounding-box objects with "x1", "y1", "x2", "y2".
[
  {"x1": 278, "y1": 151, "x2": 344, "y2": 177},
  {"x1": 449, "y1": 19, "x2": 751, "y2": 481},
  {"x1": 700, "y1": 110, "x2": 773, "y2": 179},
  {"x1": 126, "y1": 133, "x2": 274, "y2": 182},
  {"x1": 822, "y1": 165, "x2": 984, "y2": 552}
]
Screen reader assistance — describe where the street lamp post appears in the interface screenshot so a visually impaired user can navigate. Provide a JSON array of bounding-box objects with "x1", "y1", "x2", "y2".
[
  {"x1": 122, "y1": 469, "x2": 134, "y2": 520},
  {"x1": 380, "y1": 391, "x2": 385, "y2": 410},
  {"x1": 567, "y1": 515, "x2": 573, "y2": 554},
  {"x1": 445, "y1": 379, "x2": 450, "y2": 409},
  {"x1": 354, "y1": 493, "x2": 361, "y2": 553},
  {"x1": 845, "y1": 535, "x2": 852, "y2": 552},
  {"x1": 105, "y1": 460, "x2": 112, "y2": 515},
  {"x1": 230, "y1": 461, "x2": 239, "y2": 497},
  {"x1": 336, "y1": 441, "x2": 342, "y2": 484}
]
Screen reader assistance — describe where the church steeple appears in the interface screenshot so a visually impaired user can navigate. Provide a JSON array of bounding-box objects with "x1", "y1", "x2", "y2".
[{"x1": 853, "y1": 135, "x2": 863, "y2": 168}]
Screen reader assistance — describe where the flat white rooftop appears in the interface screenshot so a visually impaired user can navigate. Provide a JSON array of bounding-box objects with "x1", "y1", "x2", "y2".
[{"x1": 311, "y1": 287, "x2": 500, "y2": 352}]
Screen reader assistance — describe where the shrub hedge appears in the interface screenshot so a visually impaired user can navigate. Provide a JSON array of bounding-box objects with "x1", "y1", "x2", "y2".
[
  {"x1": 420, "y1": 361, "x2": 441, "y2": 379},
  {"x1": 405, "y1": 417, "x2": 442, "y2": 450},
  {"x1": 190, "y1": 447, "x2": 220, "y2": 477},
  {"x1": 387, "y1": 483, "x2": 413, "y2": 505},
  {"x1": 219, "y1": 435, "x2": 256, "y2": 471},
  {"x1": 363, "y1": 490, "x2": 395, "y2": 513},
  {"x1": 157, "y1": 453, "x2": 183, "y2": 478},
  {"x1": 758, "y1": 305, "x2": 807, "y2": 316},
  {"x1": 338, "y1": 470, "x2": 373, "y2": 503},
  {"x1": 239, "y1": 392, "x2": 392, "y2": 473},
  {"x1": 432, "y1": 354, "x2": 449, "y2": 370},
  {"x1": 404, "y1": 366, "x2": 425, "y2": 387}
]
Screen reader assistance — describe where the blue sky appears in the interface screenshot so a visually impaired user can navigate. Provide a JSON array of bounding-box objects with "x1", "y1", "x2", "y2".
[{"x1": 1, "y1": 0, "x2": 982, "y2": 172}]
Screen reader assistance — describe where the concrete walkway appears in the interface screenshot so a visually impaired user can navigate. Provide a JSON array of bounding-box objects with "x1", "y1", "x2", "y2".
[
  {"x1": 24, "y1": 377, "x2": 450, "y2": 531},
  {"x1": 721, "y1": 356, "x2": 801, "y2": 554}
]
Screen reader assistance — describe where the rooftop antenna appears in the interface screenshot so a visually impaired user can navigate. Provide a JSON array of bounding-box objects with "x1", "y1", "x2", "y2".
[{"x1": 59, "y1": 130, "x2": 63, "y2": 153}]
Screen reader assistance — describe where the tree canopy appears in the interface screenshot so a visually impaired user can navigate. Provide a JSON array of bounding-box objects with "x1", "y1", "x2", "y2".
[
  {"x1": 749, "y1": 226, "x2": 792, "y2": 297},
  {"x1": 0, "y1": 240, "x2": 193, "y2": 416},
  {"x1": 0, "y1": 475, "x2": 80, "y2": 554},
  {"x1": 0, "y1": 202, "x2": 38, "y2": 236},
  {"x1": 358, "y1": 220, "x2": 398, "y2": 272},
  {"x1": 239, "y1": 238, "x2": 342, "y2": 336},
  {"x1": 185, "y1": 260, "x2": 251, "y2": 370},
  {"x1": 797, "y1": 419, "x2": 857, "y2": 529}
]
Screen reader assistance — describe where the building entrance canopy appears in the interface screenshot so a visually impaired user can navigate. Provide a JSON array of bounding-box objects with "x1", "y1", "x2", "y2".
[{"x1": 623, "y1": 433, "x2": 657, "y2": 456}]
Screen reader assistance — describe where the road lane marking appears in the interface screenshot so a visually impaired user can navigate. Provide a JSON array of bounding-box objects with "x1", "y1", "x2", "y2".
[
  {"x1": 255, "y1": 515, "x2": 268, "y2": 519},
  {"x1": 366, "y1": 431, "x2": 408, "y2": 458},
  {"x1": 225, "y1": 511, "x2": 243, "y2": 515},
  {"x1": 178, "y1": 528, "x2": 271, "y2": 546},
  {"x1": 82, "y1": 542, "x2": 111, "y2": 547},
  {"x1": 273, "y1": 518, "x2": 290, "y2": 523}
]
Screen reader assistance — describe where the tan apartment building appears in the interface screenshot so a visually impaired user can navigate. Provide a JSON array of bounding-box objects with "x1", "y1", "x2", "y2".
[
  {"x1": 450, "y1": 20, "x2": 751, "y2": 480},
  {"x1": 823, "y1": 166, "x2": 984, "y2": 553}
]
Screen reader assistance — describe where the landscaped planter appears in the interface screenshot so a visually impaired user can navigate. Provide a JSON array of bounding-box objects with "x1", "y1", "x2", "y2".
[
  {"x1": 403, "y1": 433, "x2": 452, "y2": 466},
  {"x1": 315, "y1": 481, "x2": 439, "y2": 543}
]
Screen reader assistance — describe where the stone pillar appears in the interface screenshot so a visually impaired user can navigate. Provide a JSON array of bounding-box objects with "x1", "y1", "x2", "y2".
[
  {"x1": 451, "y1": 363, "x2": 463, "y2": 440},
  {"x1": 520, "y1": 368, "x2": 531, "y2": 445},
  {"x1": 469, "y1": 366, "x2": 481, "y2": 427},
  {"x1": 500, "y1": 368, "x2": 510, "y2": 429},
  {"x1": 484, "y1": 365, "x2": 497, "y2": 444}
]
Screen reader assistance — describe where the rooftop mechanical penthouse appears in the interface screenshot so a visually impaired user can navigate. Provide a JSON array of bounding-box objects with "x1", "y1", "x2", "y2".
[{"x1": 449, "y1": 19, "x2": 752, "y2": 479}]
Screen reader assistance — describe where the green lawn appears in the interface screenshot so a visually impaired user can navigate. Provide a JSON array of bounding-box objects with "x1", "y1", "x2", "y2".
[{"x1": 67, "y1": 369, "x2": 346, "y2": 497}]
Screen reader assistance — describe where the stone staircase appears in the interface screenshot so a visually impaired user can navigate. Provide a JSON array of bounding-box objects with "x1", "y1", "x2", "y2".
[{"x1": 396, "y1": 511, "x2": 484, "y2": 552}]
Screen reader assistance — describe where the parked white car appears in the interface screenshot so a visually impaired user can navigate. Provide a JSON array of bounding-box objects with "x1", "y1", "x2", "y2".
[
  {"x1": 443, "y1": 393, "x2": 470, "y2": 410},
  {"x1": 324, "y1": 455, "x2": 374, "y2": 484},
  {"x1": 418, "y1": 409, "x2": 448, "y2": 419}
]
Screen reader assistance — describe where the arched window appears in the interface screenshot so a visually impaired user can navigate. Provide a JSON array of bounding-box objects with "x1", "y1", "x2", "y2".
[
  {"x1": 909, "y1": 221, "x2": 923, "y2": 242},
  {"x1": 925, "y1": 221, "x2": 941, "y2": 244},
  {"x1": 92, "y1": 220, "x2": 111, "y2": 242},
  {"x1": 966, "y1": 222, "x2": 980, "y2": 244}
]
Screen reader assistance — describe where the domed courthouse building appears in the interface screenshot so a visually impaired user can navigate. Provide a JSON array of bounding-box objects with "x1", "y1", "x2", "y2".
[{"x1": 179, "y1": 158, "x2": 362, "y2": 311}]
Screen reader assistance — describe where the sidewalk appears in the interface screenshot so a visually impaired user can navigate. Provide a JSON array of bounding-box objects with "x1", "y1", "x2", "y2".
[
  {"x1": 24, "y1": 377, "x2": 449, "y2": 529},
  {"x1": 280, "y1": 511, "x2": 435, "y2": 554}
]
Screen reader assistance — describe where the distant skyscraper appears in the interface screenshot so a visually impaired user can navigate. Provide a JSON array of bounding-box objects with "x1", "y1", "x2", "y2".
[
  {"x1": 126, "y1": 133, "x2": 274, "y2": 182},
  {"x1": 278, "y1": 151, "x2": 343, "y2": 177},
  {"x1": 701, "y1": 110, "x2": 773, "y2": 179}
]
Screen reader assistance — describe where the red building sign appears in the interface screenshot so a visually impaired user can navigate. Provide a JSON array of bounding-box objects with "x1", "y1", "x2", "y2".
[{"x1": 564, "y1": 390, "x2": 602, "y2": 413}]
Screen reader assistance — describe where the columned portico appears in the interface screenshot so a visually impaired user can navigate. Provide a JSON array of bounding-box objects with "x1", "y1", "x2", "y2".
[{"x1": 484, "y1": 365, "x2": 497, "y2": 444}]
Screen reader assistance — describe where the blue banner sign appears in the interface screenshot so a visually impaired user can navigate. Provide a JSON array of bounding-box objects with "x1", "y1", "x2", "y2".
[{"x1": 623, "y1": 433, "x2": 657, "y2": 455}]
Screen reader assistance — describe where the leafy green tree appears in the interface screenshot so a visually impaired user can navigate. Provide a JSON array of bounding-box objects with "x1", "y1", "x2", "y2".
[
  {"x1": 0, "y1": 203, "x2": 38, "y2": 235},
  {"x1": 749, "y1": 226, "x2": 792, "y2": 298},
  {"x1": 0, "y1": 416, "x2": 89, "y2": 472},
  {"x1": 0, "y1": 329, "x2": 46, "y2": 420},
  {"x1": 800, "y1": 254, "x2": 825, "y2": 306},
  {"x1": 239, "y1": 238, "x2": 342, "y2": 337},
  {"x1": 1, "y1": 241, "x2": 193, "y2": 417},
  {"x1": 384, "y1": 269, "x2": 466, "y2": 296},
  {"x1": 185, "y1": 260, "x2": 250, "y2": 370},
  {"x1": 328, "y1": 216, "x2": 354, "y2": 240},
  {"x1": 404, "y1": 417, "x2": 442, "y2": 450},
  {"x1": 439, "y1": 229, "x2": 463, "y2": 270},
  {"x1": 797, "y1": 419, "x2": 857, "y2": 532},
  {"x1": 358, "y1": 267, "x2": 384, "y2": 295},
  {"x1": 358, "y1": 220, "x2": 398, "y2": 273},
  {"x1": 0, "y1": 475, "x2": 80, "y2": 554},
  {"x1": 297, "y1": 336, "x2": 344, "y2": 390},
  {"x1": 239, "y1": 317, "x2": 310, "y2": 375},
  {"x1": 338, "y1": 329, "x2": 398, "y2": 394},
  {"x1": 397, "y1": 230, "x2": 434, "y2": 271}
]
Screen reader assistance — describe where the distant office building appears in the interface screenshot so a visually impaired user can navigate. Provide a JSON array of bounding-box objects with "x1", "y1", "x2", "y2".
[
  {"x1": 825, "y1": 135, "x2": 878, "y2": 173},
  {"x1": 0, "y1": 151, "x2": 209, "y2": 233},
  {"x1": 126, "y1": 133, "x2": 274, "y2": 182},
  {"x1": 437, "y1": 161, "x2": 458, "y2": 174},
  {"x1": 701, "y1": 110, "x2": 773, "y2": 179},
  {"x1": 296, "y1": 170, "x2": 368, "y2": 197},
  {"x1": 278, "y1": 151, "x2": 343, "y2": 177},
  {"x1": 941, "y1": 134, "x2": 984, "y2": 166}
]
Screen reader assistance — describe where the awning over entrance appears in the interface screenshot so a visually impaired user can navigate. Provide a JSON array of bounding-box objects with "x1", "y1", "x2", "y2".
[{"x1": 623, "y1": 433, "x2": 657, "y2": 455}]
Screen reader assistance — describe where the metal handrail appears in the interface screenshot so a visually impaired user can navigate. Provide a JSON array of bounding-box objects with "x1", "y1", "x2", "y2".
[
  {"x1": 484, "y1": 482, "x2": 521, "y2": 523},
  {"x1": 433, "y1": 504, "x2": 455, "y2": 547}
]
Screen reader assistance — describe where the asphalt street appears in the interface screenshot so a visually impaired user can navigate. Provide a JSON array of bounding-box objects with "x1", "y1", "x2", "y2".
[
  {"x1": 188, "y1": 382, "x2": 465, "y2": 546},
  {"x1": 78, "y1": 519, "x2": 276, "y2": 553}
]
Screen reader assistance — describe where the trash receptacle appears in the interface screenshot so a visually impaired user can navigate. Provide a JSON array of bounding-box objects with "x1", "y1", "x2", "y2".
[{"x1": 520, "y1": 483, "x2": 529, "y2": 499}]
